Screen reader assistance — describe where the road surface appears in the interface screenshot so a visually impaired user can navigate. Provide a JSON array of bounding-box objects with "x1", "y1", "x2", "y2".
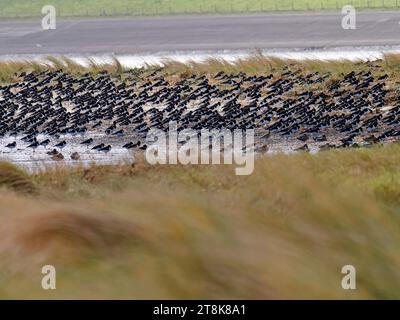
[{"x1": 0, "y1": 11, "x2": 399, "y2": 55}]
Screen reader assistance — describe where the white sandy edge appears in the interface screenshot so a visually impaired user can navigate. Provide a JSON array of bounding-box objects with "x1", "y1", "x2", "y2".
[{"x1": 1, "y1": 47, "x2": 400, "y2": 68}]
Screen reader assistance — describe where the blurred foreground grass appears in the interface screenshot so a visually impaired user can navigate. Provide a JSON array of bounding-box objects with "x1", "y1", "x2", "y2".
[{"x1": 0, "y1": 143, "x2": 399, "y2": 298}]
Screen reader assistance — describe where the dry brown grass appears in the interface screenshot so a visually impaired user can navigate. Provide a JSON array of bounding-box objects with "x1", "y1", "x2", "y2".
[
  {"x1": 0, "y1": 206, "x2": 142, "y2": 265},
  {"x1": 158, "y1": 52, "x2": 382, "y2": 78},
  {"x1": 0, "y1": 53, "x2": 395, "y2": 85},
  {"x1": 0, "y1": 143, "x2": 399, "y2": 299},
  {"x1": 0, "y1": 56, "x2": 134, "y2": 83},
  {"x1": 0, "y1": 161, "x2": 37, "y2": 194}
]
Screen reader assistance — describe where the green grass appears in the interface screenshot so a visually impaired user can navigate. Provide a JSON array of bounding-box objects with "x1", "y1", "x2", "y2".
[
  {"x1": 0, "y1": 144, "x2": 399, "y2": 298},
  {"x1": 0, "y1": 0, "x2": 399, "y2": 18}
]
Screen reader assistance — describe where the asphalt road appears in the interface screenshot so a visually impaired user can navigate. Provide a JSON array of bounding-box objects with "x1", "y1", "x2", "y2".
[{"x1": 0, "y1": 11, "x2": 400, "y2": 55}]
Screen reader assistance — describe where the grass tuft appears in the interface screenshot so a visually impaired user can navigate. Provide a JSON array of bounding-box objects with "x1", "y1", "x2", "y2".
[
  {"x1": 0, "y1": 208, "x2": 144, "y2": 266},
  {"x1": 0, "y1": 161, "x2": 37, "y2": 194}
]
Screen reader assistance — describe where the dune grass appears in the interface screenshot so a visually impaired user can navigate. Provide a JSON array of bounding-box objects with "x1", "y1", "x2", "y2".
[
  {"x1": 0, "y1": 53, "x2": 399, "y2": 85},
  {"x1": 0, "y1": 143, "x2": 399, "y2": 298},
  {"x1": 159, "y1": 54, "x2": 369, "y2": 77},
  {"x1": 0, "y1": 0, "x2": 398, "y2": 18},
  {"x1": 0, "y1": 56, "x2": 132, "y2": 83}
]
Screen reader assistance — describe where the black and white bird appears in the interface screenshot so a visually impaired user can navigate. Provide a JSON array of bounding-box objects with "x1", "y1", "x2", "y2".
[
  {"x1": 5, "y1": 141, "x2": 16, "y2": 149},
  {"x1": 99, "y1": 145, "x2": 111, "y2": 153},
  {"x1": 54, "y1": 140, "x2": 66, "y2": 149},
  {"x1": 81, "y1": 138, "x2": 93, "y2": 147},
  {"x1": 39, "y1": 139, "x2": 50, "y2": 147}
]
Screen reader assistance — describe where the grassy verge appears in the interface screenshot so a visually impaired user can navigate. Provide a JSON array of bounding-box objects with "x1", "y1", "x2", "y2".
[
  {"x1": 0, "y1": 144, "x2": 399, "y2": 298},
  {"x1": 0, "y1": 0, "x2": 399, "y2": 18}
]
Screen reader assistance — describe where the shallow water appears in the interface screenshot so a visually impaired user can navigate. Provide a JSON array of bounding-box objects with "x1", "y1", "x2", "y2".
[
  {"x1": 0, "y1": 133, "x2": 135, "y2": 171},
  {"x1": 0, "y1": 130, "x2": 346, "y2": 172}
]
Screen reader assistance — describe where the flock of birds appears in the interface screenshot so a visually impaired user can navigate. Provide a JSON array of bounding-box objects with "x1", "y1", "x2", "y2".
[{"x1": 0, "y1": 65, "x2": 399, "y2": 161}]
